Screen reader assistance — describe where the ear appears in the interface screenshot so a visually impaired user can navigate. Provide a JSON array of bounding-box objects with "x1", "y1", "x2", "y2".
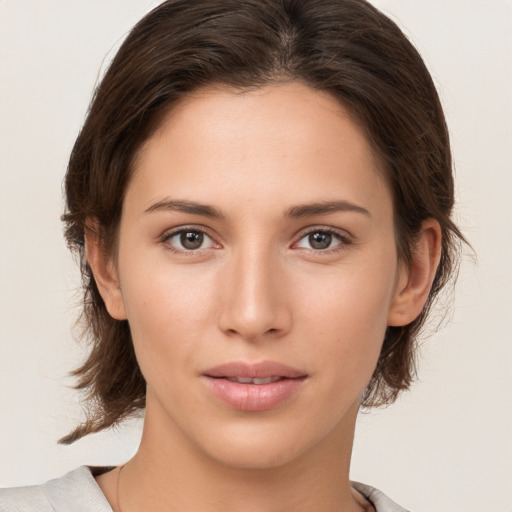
[
  {"x1": 84, "y1": 220, "x2": 127, "y2": 321},
  {"x1": 387, "y1": 219, "x2": 442, "y2": 327}
]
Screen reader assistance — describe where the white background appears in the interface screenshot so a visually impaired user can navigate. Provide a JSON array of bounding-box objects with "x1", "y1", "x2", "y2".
[{"x1": 1, "y1": 1, "x2": 511, "y2": 510}]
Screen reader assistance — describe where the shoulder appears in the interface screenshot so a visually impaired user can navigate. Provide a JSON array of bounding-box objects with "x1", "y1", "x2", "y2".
[
  {"x1": 0, "y1": 466, "x2": 113, "y2": 512},
  {"x1": 0, "y1": 483, "x2": 49, "y2": 512},
  {"x1": 352, "y1": 481, "x2": 411, "y2": 512}
]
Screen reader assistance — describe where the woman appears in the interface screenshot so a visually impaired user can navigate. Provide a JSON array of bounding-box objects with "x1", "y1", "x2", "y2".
[{"x1": 0, "y1": 0, "x2": 464, "y2": 510}]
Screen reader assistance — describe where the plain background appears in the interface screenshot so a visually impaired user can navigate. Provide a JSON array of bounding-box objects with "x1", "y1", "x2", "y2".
[{"x1": 1, "y1": 1, "x2": 511, "y2": 510}]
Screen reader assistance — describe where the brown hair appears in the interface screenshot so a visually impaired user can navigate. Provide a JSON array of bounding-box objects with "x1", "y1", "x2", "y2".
[{"x1": 61, "y1": 0, "x2": 464, "y2": 443}]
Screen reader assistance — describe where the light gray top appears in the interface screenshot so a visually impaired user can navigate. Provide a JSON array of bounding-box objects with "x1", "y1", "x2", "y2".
[{"x1": 0, "y1": 466, "x2": 409, "y2": 511}]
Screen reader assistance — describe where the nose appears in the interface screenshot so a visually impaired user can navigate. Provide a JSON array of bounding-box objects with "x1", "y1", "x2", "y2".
[{"x1": 217, "y1": 244, "x2": 292, "y2": 342}]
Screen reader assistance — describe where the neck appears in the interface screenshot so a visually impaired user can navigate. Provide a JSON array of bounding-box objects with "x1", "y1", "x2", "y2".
[{"x1": 112, "y1": 398, "x2": 364, "y2": 512}]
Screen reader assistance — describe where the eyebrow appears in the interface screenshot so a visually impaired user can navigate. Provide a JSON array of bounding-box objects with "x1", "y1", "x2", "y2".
[
  {"x1": 144, "y1": 199, "x2": 225, "y2": 219},
  {"x1": 285, "y1": 200, "x2": 371, "y2": 218},
  {"x1": 144, "y1": 198, "x2": 370, "y2": 220}
]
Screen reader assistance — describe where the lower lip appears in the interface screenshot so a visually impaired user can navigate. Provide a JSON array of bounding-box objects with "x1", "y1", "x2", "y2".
[{"x1": 204, "y1": 377, "x2": 306, "y2": 411}]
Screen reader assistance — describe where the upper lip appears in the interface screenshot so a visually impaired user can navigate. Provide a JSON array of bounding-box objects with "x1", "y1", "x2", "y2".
[{"x1": 203, "y1": 361, "x2": 306, "y2": 379}]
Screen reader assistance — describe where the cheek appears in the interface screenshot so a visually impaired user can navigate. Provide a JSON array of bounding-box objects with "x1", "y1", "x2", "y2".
[
  {"x1": 298, "y1": 257, "x2": 397, "y2": 377},
  {"x1": 119, "y1": 237, "x2": 214, "y2": 326},
  {"x1": 307, "y1": 292, "x2": 386, "y2": 374},
  {"x1": 117, "y1": 256, "x2": 216, "y2": 381}
]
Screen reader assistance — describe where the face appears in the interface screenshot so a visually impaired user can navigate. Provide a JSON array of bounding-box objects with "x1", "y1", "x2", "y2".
[{"x1": 101, "y1": 82, "x2": 410, "y2": 469}]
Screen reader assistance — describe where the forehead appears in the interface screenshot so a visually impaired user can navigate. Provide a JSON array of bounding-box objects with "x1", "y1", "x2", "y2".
[{"x1": 128, "y1": 82, "x2": 391, "y2": 219}]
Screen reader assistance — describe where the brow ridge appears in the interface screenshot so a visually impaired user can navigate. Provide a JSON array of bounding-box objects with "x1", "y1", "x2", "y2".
[
  {"x1": 285, "y1": 200, "x2": 370, "y2": 218},
  {"x1": 144, "y1": 199, "x2": 225, "y2": 219},
  {"x1": 144, "y1": 198, "x2": 369, "y2": 220}
]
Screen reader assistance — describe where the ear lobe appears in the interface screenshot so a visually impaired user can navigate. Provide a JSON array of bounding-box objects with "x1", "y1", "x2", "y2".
[
  {"x1": 387, "y1": 219, "x2": 442, "y2": 327},
  {"x1": 84, "y1": 220, "x2": 127, "y2": 321}
]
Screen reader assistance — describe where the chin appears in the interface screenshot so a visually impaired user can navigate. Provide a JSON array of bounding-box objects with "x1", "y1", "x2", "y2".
[
  {"x1": 193, "y1": 418, "x2": 330, "y2": 471},
  {"x1": 207, "y1": 440, "x2": 306, "y2": 471}
]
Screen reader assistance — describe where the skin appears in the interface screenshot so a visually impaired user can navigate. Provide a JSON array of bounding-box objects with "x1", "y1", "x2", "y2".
[{"x1": 89, "y1": 82, "x2": 441, "y2": 511}]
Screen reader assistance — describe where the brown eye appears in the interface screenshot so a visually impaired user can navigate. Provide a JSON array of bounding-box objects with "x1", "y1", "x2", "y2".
[
  {"x1": 180, "y1": 231, "x2": 204, "y2": 250},
  {"x1": 294, "y1": 229, "x2": 349, "y2": 252},
  {"x1": 308, "y1": 232, "x2": 332, "y2": 250},
  {"x1": 165, "y1": 229, "x2": 216, "y2": 252}
]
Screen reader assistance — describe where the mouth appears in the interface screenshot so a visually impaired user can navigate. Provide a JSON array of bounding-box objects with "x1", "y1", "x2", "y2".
[
  {"x1": 225, "y1": 376, "x2": 283, "y2": 384},
  {"x1": 203, "y1": 361, "x2": 307, "y2": 412}
]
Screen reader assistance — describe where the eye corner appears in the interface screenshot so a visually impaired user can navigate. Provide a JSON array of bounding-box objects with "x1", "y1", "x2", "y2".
[
  {"x1": 160, "y1": 225, "x2": 222, "y2": 255},
  {"x1": 292, "y1": 227, "x2": 353, "y2": 253}
]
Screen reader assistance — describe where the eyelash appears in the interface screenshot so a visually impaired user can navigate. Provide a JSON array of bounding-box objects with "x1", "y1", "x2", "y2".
[
  {"x1": 160, "y1": 226, "x2": 218, "y2": 255},
  {"x1": 293, "y1": 227, "x2": 352, "y2": 254},
  {"x1": 160, "y1": 226, "x2": 352, "y2": 255}
]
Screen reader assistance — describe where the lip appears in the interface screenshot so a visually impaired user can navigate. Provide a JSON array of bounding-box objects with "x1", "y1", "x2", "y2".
[{"x1": 203, "y1": 361, "x2": 307, "y2": 412}]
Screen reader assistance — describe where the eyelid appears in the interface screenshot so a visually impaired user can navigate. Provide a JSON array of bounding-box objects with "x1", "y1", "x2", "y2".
[
  {"x1": 160, "y1": 225, "x2": 222, "y2": 252},
  {"x1": 158, "y1": 224, "x2": 352, "y2": 254},
  {"x1": 291, "y1": 226, "x2": 353, "y2": 251}
]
